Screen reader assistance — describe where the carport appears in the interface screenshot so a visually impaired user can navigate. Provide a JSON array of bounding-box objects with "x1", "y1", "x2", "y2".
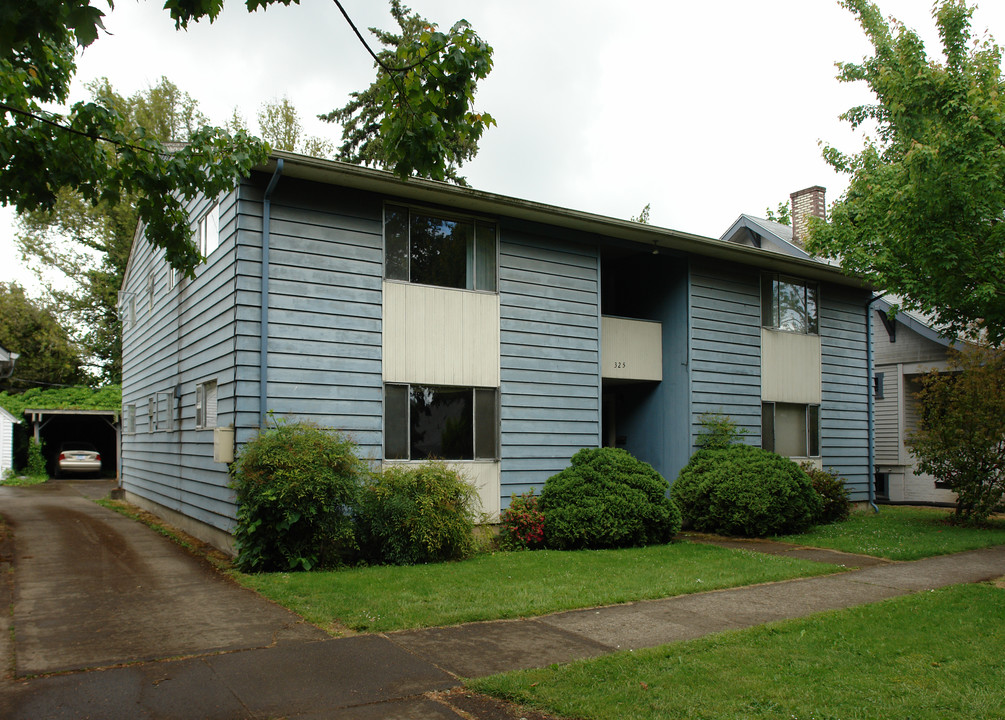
[{"x1": 24, "y1": 408, "x2": 120, "y2": 480}]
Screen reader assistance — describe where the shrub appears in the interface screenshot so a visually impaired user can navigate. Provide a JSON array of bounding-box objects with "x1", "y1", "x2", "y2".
[
  {"x1": 356, "y1": 461, "x2": 479, "y2": 565},
  {"x1": 26, "y1": 438, "x2": 47, "y2": 478},
  {"x1": 910, "y1": 345, "x2": 1005, "y2": 525},
  {"x1": 498, "y1": 488, "x2": 545, "y2": 550},
  {"x1": 801, "y1": 462, "x2": 851, "y2": 524},
  {"x1": 539, "y1": 447, "x2": 681, "y2": 550},
  {"x1": 695, "y1": 411, "x2": 748, "y2": 450},
  {"x1": 230, "y1": 421, "x2": 367, "y2": 572},
  {"x1": 672, "y1": 444, "x2": 822, "y2": 537}
]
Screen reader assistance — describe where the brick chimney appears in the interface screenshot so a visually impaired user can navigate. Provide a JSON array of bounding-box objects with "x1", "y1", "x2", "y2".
[{"x1": 789, "y1": 186, "x2": 826, "y2": 248}]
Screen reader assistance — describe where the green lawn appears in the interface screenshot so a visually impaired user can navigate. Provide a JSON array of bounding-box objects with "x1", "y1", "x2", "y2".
[
  {"x1": 777, "y1": 505, "x2": 1005, "y2": 560},
  {"x1": 238, "y1": 542, "x2": 839, "y2": 633},
  {"x1": 471, "y1": 582, "x2": 1005, "y2": 720}
]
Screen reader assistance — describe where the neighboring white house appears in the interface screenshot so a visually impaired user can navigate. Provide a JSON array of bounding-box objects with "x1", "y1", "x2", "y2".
[
  {"x1": 0, "y1": 406, "x2": 17, "y2": 477},
  {"x1": 872, "y1": 298, "x2": 958, "y2": 505}
]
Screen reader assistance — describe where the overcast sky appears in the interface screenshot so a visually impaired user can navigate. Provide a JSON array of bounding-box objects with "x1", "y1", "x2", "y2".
[{"x1": 4, "y1": 0, "x2": 1005, "y2": 293}]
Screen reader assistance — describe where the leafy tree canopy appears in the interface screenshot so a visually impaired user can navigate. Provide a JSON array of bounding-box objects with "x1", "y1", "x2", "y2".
[
  {"x1": 1, "y1": 0, "x2": 495, "y2": 278},
  {"x1": 321, "y1": 0, "x2": 495, "y2": 185},
  {"x1": 808, "y1": 0, "x2": 1005, "y2": 343},
  {"x1": 764, "y1": 201, "x2": 791, "y2": 226},
  {"x1": 0, "y1": 282, "x2": 87, "y2": 392},
  {"x1": 15, "y1": 77, "x2": 205, "y2": 384},
  {"x1": 252, "y1": 96, "x2": 335, "y2": 158},
  {"x1": 0, "y1": 384, "x2": 121, "y2": 418}
]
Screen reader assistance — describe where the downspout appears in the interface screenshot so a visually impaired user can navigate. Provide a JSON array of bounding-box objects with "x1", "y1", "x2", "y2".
[
  {"x1": 260, "y1": 159, "x2": 284, "y2": 428},
  {"x1": 865, "y1": 292, "x2": 887, "y2": 513}
]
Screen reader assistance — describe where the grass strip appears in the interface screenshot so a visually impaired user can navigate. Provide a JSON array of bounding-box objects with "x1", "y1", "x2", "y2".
[
  {"x1": 239, "y1": 542, "x2": 839, "y2": 633},
  {"x1": 471, "y1": 582, "x2": 1005, "y2": 720},
  {"x1": 778, "y1": 505, "x2": 1005, "y2": 560},
  {"x1": 0, "y1": 474, "x2": 47, "y2": 487}
]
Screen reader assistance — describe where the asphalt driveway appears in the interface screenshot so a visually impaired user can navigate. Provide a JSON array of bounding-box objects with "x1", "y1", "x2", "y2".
[{"x1": 0, "y1": 479, "x2": 326, "y2": 677}]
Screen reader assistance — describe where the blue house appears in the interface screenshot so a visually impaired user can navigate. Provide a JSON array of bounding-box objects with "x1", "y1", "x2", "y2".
[{"x1": 119, "y1": 156, "x2": 872, "y2": 552}]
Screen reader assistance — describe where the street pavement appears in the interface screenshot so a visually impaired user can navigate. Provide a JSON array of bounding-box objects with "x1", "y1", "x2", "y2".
[{"x1": 1, "y1": 478, "x2": 1003, "y2": 719}]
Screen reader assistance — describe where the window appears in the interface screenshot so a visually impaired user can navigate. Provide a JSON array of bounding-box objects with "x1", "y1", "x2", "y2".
[
  {"x1": 147, "y1": 272, "x2": 155, "y2": 312},
  {"x1": 156, "y1": 391, "x2": 173, "y2": 432},
  {"x1": 874, "y1": 372, "x2": 885, "y2": 400},
  {"x1": 384, "y1": 384, "x2": 498, "y2": 460},
  {"x1": 118, "y1": 291, "x2": 136, "y2": 328},
  {"x1": 147, "y1": 396, "x2": 155, "y2": 433},
  {"x1": 123, "y1": 404, "x2": 136, "y2": 434},
  {"x1": 196, "y1": 380, "x2": 218, "y2": 429},
  {"x1": 762, "y1": 274, "x2": 818, "y2": 334},
  {"x1": 198, "y1": 203, "x2": 220, "y2": 257},
  {"x1": 762, "y1": 402, "x2": 819, "y2": 457},
  {"x1": 384, "y1": 204, "x2": 497, "y2": 291}
]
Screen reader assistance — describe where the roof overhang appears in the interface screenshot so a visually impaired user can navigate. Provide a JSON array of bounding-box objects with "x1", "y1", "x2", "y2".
[{"x1": 262, "y1": 152, "x2": 874, "y2": 290}]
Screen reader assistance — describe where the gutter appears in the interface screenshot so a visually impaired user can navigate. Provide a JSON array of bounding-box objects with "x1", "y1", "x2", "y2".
[
  {"x1": 865, "y1": 293, "x2": 888, "y2": 513},
  {"x1": 260, "y1": 159, "x2": 284, "y2": 427}
]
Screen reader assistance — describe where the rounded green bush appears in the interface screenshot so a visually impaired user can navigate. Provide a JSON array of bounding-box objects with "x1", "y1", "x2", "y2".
[
  {"x1": 230, "y1": 421, "x2": 367, "y2": 572},
  {"x1": 671, "y1": 444, "x2": 822, "y2": 537},
  {"x1": 800, "y1": 462, "x2": 852, "y2": 524},
  {"x1": 355, "y1": 461, "x2": 479, "y2": 565},
  {"x1": 539, "y1": 447, "x2": 682, "y2": 550}
]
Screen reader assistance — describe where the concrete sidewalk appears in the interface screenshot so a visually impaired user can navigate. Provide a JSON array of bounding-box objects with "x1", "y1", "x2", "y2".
[{"x1": 2, "y1": 480, "x2": 1004, "y2": 719}]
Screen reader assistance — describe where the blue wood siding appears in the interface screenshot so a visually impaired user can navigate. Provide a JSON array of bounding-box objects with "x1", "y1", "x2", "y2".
[
  {"x1": 688, "y1": 260, "x2": 762, "y2": 447},
  {"x1": 498, "y1": 227, "x2": 600, "y2": 501},
  {"x1": 120, "y1": 189, "x2": 241, "y2": 532},
  {"x1": 820, "y1": 285, "x2": 870, "y2": 499},
  {"x1": 234, "y1": 177, "x2": 384, "y2": 461}
]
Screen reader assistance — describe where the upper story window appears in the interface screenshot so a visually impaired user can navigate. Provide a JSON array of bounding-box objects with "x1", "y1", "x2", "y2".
[
  {"x1": 762, "y1": 273, "x2": 818, "y2": 334},
  {"x1": 198, "y1": 202, "x2": 220, "y2": 258},
  {"x1": 384, "y1": 204, "x2": 497, "y2": 292}
]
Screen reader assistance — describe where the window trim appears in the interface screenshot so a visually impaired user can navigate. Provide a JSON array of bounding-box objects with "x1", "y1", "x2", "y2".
[
  {"x1": 382, "y1": 202, "x2": 499, "y2": 294},
  {"x1": 123, "y1": 404, "x2": 136, "y2": 434},
  {"x1": 383, "y1": 382, "x2": 499, "y2": 461}
]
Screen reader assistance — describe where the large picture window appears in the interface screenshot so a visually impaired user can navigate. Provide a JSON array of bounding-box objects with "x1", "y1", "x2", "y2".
[
  {"x1": 762, "y1": 402, "x2": 819, "y2": 457},
  {"x1": 384, "y1": 384, "x2": 498, "y2": 460},
  {"x1": 384, "y1": 204, "x2": 497, "y2": 291},
  {"x1": 762, "y1": 274, "x2": 818, "y2": 334}
]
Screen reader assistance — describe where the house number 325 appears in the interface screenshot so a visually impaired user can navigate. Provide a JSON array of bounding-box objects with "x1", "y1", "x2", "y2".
[{"x1": 613, "y1": 361, "x2": 627, "y2": 369}]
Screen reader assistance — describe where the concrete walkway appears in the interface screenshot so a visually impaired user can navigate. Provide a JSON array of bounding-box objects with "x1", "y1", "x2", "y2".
[{"x1": 2, "y1": 480, "x2": 1004, "y2": 719}]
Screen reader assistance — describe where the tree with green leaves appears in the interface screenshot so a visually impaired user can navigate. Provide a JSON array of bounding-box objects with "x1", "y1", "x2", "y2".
[
  {"x1": 15, "y1": 77, "x2": 213, "y2": 384},
  {"x1": 808, "y1": 0, "x2": 1005, "y2": 343},
  {"x1": 764, "y1": 201, "x2": 791, "y2": 226},
  {"x1": 0, "y1": 1, "x2": 269, "y2": 278},
  {"x1": 255, "y1": 96, "x2": 334, "y2": 158},
  {"x1": 630, "y1": 203, "x2": 651, "y2": 224},
  {"x1": 0, "y1": 282, "x2": 87, "y2": 392},
  {"x1": 321, "y1": 0, "x2": 495, "y2": 185},
  {"x1": 910, "y1": 345, "x2": 1005, "y2": 525},
  {"x1": 1, "y1": 0, "x2": 495, "y2": 278}
]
